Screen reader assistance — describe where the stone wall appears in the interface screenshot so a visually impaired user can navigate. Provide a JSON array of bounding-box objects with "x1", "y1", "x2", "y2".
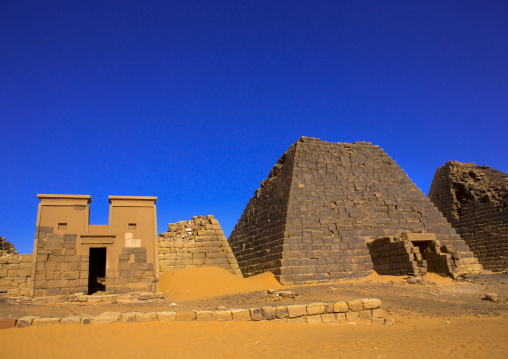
[
  {"x1": 158, "y1": 215, "x2": 242, "y2": 275},
  {"x1": 10, "y1": 298, "x2": 386, "y2": 328},
  {"x1": 0, "y1": 236, "x2": 18, "y2": 257},
  {"x1": 33, "y1": 227, "x2": 90, "y2": 296},
  {"x1": 229, "y1": 137, "x2": 483, "y2": 285},
  {"x1": 429, "y1": 161, "x2": 508, "y2": 271},
  {"x1": 0, "y1": 254, "x2": 33, "y2": 296}
]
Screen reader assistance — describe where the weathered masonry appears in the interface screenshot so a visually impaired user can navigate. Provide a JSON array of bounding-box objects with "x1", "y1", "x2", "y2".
[
  {"x1": 31, "y1": 195, "x2": 158, "y2": 296},
  {"x1": 429, "y1": 161, "x2": 508, "y2": 272},
  {"x1": 158, "y1": 215, "x2": 242, "y2": 275},
  {"x1": 229, "y1": 137, "x2": 483, "y2": 285}
]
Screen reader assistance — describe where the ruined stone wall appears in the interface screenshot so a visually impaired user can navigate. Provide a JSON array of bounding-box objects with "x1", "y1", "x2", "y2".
[
  {"x1": 367, "y1": 233, "x2": 455, "y2": 277},
  {"x1": 429, "y1": 161, "x2": 508, "y2": 271},
  {"x1": 0, "y1": 236, "x2": 18, "y2": 256},
  {"x1": 158, "y1": 215, "x2": 242, "y2": 275},
  {"x1": 229, "y1": 137, "x2": 482, "y2": 285},
  {"x1": 0, "y1": 254, "x2": 33, "y2": 296}
]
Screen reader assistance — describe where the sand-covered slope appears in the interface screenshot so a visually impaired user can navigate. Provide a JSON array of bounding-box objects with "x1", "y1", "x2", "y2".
[{"x1": 159, "y1": 267, "x2": 283, "y2": 301}]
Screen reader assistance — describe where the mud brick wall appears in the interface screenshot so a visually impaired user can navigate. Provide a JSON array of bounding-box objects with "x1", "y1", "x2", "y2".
[
  {"x1": 158, "y1": 215, "x2": 241, "y2": 275},
  {"x1": 229, "y1": 137, "x2": 482, "y2": 285},
  {"x1": 0, "y1": 254, "x2": 33, "y2": 296},
  {"x1": 429, "y1": 161, "x2": 508, "y2": 271},
  {"x1": 33, "y1": 227, "x2": 89, "y2": 297}
]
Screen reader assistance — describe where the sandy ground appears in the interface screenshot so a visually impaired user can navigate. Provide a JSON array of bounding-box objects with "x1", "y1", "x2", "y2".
[{"x1": 0, "y1": 269, "x2": 507, "y2": 358}]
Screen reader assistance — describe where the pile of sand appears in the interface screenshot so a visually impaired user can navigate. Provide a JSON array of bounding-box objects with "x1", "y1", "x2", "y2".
[{"x1": 159, "y1": 267, "x2": 283, "y2": 301}]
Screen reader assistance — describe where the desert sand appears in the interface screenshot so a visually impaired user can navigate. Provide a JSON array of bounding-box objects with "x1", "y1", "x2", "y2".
[
  {"x1": 0, "y1": 268, "x2": 507, "y2": 358},
  {"x1": 159, "y1": 267, "x2": 283, "y2": 301},
  {"x1": 0, "y1": 316, "x2": 506, "y2": 358}
]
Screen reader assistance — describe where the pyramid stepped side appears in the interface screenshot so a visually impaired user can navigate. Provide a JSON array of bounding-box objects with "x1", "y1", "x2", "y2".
[
  {"x1": 158, "y1": 215, "x2": 242, "y2": 276},
  {"x1": 429, "y1": 161, "x2": 508, "y2": 272},
  {"x1": 228, "y1": 146, "x2": 296, "y2": 278},
  {"x1": 230, "y1": 137, "x2": 482, "y2": 285}
]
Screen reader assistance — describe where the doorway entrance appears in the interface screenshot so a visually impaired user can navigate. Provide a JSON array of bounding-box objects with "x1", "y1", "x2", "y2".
[{"x1": 88, "y1": 247, "x2": 106, "y2": 294}]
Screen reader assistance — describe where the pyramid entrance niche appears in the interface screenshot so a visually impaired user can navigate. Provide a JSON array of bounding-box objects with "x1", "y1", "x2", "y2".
[
  {"x1": 367, "y1": 233, "x2": 455, "y2": 277},
  {"x1": 228, "y1": 137, "x2": 483, "y2": 285}
]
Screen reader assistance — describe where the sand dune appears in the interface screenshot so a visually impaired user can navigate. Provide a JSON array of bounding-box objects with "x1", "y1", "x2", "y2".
[{"x1": 159, "y1": 267, "x2": 283, "y2": 301}]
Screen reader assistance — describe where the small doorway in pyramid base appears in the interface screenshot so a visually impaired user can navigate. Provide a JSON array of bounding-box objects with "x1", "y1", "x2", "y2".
[{"x1": 367, "y1": 232, "x2": 454, "y2": 277}]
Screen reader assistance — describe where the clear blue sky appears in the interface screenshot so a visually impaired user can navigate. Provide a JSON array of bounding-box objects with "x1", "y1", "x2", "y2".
[{"x1": 1, "y1": 1, "x2": 507, "y2": 254}]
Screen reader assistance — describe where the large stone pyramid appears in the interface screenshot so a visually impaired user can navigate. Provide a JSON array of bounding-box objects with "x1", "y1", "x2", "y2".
[
  {"x1": 429, "y1": 161, "x2": 507, "y2": 272},
  {"x1": 228, "y1": 137, "x2": 482, "y2": 284}
]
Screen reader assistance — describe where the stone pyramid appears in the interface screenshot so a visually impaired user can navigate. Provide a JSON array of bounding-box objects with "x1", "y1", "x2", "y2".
[
  {"x1": 228, "y1": 137, "x2": 482, "y2": 284},
  {"x1": 158, "y1": 215, "x2": 242, "y2": 275},
  {"x1": 429, "y1": 161, "x2": 507, "y2": 272}
]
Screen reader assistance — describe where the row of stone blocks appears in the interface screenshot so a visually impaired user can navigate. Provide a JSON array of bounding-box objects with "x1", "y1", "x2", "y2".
[{"x1": 7, "y1": 298, "x2": 386, "y2": 329}]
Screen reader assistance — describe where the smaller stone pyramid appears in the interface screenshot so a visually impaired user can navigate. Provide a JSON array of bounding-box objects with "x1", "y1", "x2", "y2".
[
  {"x1": 158, "y1": 215, "x2": 242, "y2": 275},
  {"x1": 429, "y1": 161, "x2": 508, "y2": 272}
]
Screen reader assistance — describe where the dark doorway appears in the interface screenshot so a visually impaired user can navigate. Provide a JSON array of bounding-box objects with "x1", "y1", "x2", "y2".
[{"x1": 88, "y1": 247, "x2": 106, "y2": 294}]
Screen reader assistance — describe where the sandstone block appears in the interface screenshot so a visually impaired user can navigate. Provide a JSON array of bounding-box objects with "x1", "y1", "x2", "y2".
[
  {"x1": 60, "y1": 316, "x2": 81, "y2": 325},
  {"x1": 176, "y1": 311, "x2": 196, "y2": 321},
  {"x1": 346, "y1": 311, "x2": 360, "y2": 322},
  {"x1": 358, "y1": 310, "x2": 372, "y2": 320},
  {"x1": 307, "y1": 302, "x2": 326, "y2": 315},
  {"x1": 250, "y1": 308, "x2": 262, "y2": 321},
  {"x1": 120, "y1": 312, "x2": 136, "y2": 323},
  {"x1": 215, "y1": 310, "x2": 232, "y2": 321},
  {"x1": 16, "y1": 316, "x2": 38, "y2": 328},
  {"x1": 93, "y1": 312, "x2": 120, "y2": 324},
  {"x1": 0, "y1": 319, "x2": 17, "y2": 329},
  {"x1": 333, "y1": 301, "x2": 349, "y2": 313},
  {"x1": 136, "y1": 312, "x2": 157, "y2": 322},
  {"x1": 196, "y1": 311, "x2": 216, "y2": 321},
  {"x1": 276, "y1": 306, "x2": 289, "y2": 319},
  {"x1": 232, "y1": 309, "x2": 251, "y2": 321},
  {"x1": 156, "y1": 312, "x2": 176, "y2": 322},
  {"x1": 287, "y1": 304, "x2": 307, "y2": 318},
  {"x1": 335, "y1": 313, "x2": 346, "y2": 322},
  {"x1": 362, "y1": 298, "x2": 381, "y2": 310},
  {"x1": 372, "y1": 308, "x2": 384, "y2": 319},
  {"x1": 347, "y1": 299, "x2": 364, "y2": 311},
  {"x1": 321, "y1": 313, "x2": 336, "y2": 323},
  {"x1": 32, "y1": 318, "x2": 60, "y2": 326},
  {"x1": 261, "y1": 306, "x2": 277, "y2": 320}
]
